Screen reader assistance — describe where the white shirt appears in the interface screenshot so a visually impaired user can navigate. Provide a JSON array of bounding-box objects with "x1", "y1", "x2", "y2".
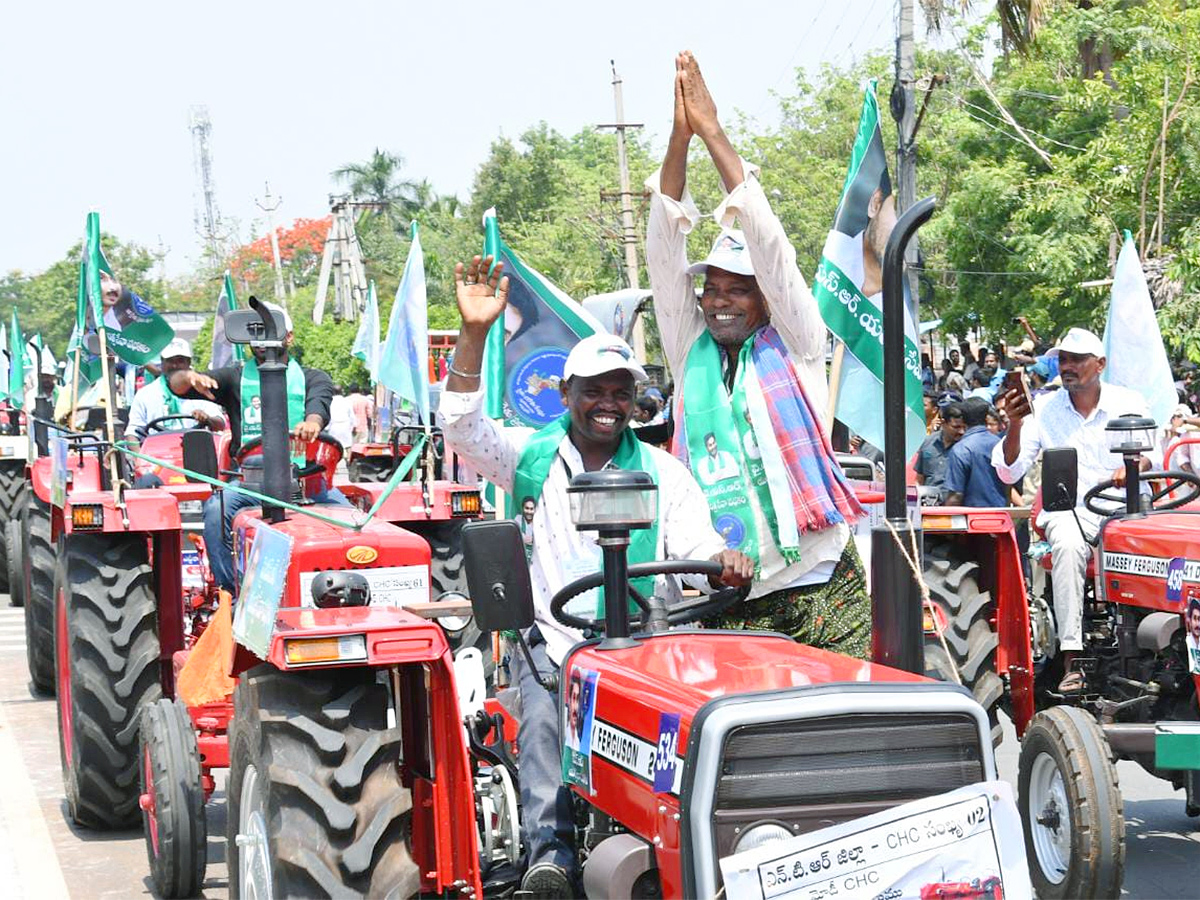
[
  {"x1": 125, "y1": 378, "x2": 223, "y2": 441},
  {"x1": 644, "y1": 161, "x2": 847, "y2": 594},
  {"x1": 991, "y1": 383, "x2": 1159, "y2": 523},
  {"x1": 695, "y1": 450, "x2": 740, "y2": 486},
  {"x1": 438, "y1": 389, "x2": 728, "y2": 665},
  {"x1": 327, "y1": 394, "x2": 354, "y2": 447}
]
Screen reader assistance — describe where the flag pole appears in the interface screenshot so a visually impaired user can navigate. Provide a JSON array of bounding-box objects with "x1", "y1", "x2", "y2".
[
  {"x1": 94, "y1": 325, "x2": 125, "y2": 517},
  {"x1": 69, "y1": 345, "x2": 82, "y2": 426},
  {"x1": 826, "y1": 341, "x2": 846, "y2": 430}
]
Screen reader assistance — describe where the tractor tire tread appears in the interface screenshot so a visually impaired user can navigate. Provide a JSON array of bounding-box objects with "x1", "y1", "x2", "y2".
[{"x1": 25, "y1": 498, "x2": 55, "y2": 693}]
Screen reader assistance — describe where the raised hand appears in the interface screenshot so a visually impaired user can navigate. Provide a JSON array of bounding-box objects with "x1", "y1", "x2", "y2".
[
  {"x1": 680, "y1": 50, "x2": 721, "y2": 140},
  {"x1": 454, "y1": 255, "x2": 510, "y2": 333},
  {"x1": 673, "y1": 53, "x2": 692, "y2": 142}
]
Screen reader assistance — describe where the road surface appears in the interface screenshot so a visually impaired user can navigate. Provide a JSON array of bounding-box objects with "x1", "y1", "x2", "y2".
[{"x1": 0, "y1": 601, "x2": 1195, "y2": 898}]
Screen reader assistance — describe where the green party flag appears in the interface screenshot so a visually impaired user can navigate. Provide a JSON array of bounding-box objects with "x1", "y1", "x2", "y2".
[
  {"x1": 479, "y1": 208, "x2": 602, "y2": 427},
  {"x1": 812, "y1": 82, "x2": 924, "y2": 456},
  {"x1": 8, "y1": 311, "x2": 25, "y2": 409},
  {"x1": 83, "y1": 212, "x2": 174, "y2": 366}
]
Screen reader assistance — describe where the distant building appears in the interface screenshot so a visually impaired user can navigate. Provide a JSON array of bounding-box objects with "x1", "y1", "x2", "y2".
[{"x1": 161, "y1": 311, "x2": 209, "y2": 347}]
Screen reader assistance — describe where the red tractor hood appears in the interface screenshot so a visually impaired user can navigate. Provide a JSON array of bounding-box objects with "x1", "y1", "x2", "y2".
[{"x1": 1100, "y1": 510, "x2": 1200, "y2": 612}]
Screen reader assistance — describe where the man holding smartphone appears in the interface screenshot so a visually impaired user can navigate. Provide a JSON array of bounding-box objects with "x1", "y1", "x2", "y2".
[{"x1": 992, "y1": 328, "x2": 1156, "y2": 693}]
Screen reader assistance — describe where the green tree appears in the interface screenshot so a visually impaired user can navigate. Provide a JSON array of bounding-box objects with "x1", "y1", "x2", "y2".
[{"x1": 332, "y1": 149, "x2": 419, "y2": 224}]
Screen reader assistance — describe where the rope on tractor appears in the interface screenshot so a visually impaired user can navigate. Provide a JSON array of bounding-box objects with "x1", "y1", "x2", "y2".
[{"x1": 113, "y1": 434, "x2": 427, "y2": 533}]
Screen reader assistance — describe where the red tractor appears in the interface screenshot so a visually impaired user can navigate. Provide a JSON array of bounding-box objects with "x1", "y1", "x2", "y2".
[{"x1": 919, "y1": 419, "x2": 1200, "y2": 898}]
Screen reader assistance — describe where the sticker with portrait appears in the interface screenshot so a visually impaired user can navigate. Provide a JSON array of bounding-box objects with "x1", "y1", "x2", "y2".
[
  {"x1": 1184, "y1": 589, "x2": 1200, "y2": 676},
  {"x1": 561, "y1": 666, "x2": 600, "y2": 791}
]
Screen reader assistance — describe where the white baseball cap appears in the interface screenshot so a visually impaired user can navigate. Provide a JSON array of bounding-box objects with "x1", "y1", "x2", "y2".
[
  {"x1": 161, "y1": 337, "x2": 192, "y2": 360},
  {"x1": 260, "y1": 301, "x2": 294, "y2": 334},
  {"x1": 1046, "y1": 327, "x2": 1104, "y2": 359},
  {"x1": 563, "y1": 334, "x2": 648, "y2": 382},
  {"x1": 685, "y1": 228, "x2": 756, "y2": 278}
]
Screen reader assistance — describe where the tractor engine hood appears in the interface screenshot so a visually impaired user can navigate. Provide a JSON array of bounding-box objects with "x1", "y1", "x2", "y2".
[{"x1": 1100, "y1": 510, "x2": 1200, "y2": 612}]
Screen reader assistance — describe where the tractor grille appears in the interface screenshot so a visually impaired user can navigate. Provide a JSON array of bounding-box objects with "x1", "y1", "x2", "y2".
[{"x1": 710, "y1": 712, "x2": 985, "y2": 859}]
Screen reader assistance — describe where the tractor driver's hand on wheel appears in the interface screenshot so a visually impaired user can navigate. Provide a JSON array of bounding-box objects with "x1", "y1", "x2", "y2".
[
  {"x1": 192, "y1": 409, "x2": 223, "y2": 431},
  {"x1": 709, "y1": 549, "x2": 754, "y2": 588},
  {"x1": 293, "y1": 416, "x2": 322, "y2": 443}
]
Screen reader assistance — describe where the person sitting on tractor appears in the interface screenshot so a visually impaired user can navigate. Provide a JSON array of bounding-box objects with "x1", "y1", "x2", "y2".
[
  {"x1": 125, "y1": 338, "x2": 225, "y2": 487},
  {"x1": 167, "y1": 305, "x2": 351, "y2": 592},
  {"x1": 993, "y1": 327, "x2": 1157, "y2": 693},
  {"x1": 439, "y1": 255, "x2": 753, "y2": 899},
  {"x1": 645, "y1": 50, "x2": 868, "y2": 657}
]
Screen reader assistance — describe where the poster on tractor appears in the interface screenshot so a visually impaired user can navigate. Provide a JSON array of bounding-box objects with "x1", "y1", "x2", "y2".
[
  {"x1": 50, "y1": 435, "x2": 68, "y2": 509},
  {"x1": 719, "y1": 781, "x2": 1031, "y2": 900},
  {"x1": 561, "y1": 666, "x2": 599, "y2": 792},
  {"x1": 232, "y1": 523, "x2": 294, "y2": 659}
]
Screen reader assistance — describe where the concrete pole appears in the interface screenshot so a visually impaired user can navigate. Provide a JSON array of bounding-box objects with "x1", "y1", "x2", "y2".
[
  {"x1": 611, "y1": 62, "x2": 647, "y2": 361},
  {"x1": 256, "y1": 182, "x2": 287, "y2": 306}
]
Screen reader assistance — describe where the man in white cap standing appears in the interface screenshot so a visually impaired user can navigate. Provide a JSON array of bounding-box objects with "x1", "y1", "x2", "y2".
[
  {"x1": 994, "y1": 327, "x2": 1157, "y2": 692},
  {"x1": 125, "y1": 338, "x2": 225, "y2": 450},
  {"x1": 645, "y1": 51, "x2": 868, "y2": 657},
  {"x1": 439, "y1": 254, "x2": 753, "y2": 899}
]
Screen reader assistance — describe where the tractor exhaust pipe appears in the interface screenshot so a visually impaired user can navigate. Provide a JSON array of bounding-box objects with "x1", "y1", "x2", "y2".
[
  {"x1": 871, "y1": 197, "x2": 935, "y2": 675},
  {"x1": 248, "y1": 297, "x2": 290, "y2": 524}
]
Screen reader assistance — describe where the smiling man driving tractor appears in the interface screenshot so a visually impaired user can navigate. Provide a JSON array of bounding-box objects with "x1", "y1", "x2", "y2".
[{"x1": 438, "y1": 254, "x2": 752, "y2": 899}]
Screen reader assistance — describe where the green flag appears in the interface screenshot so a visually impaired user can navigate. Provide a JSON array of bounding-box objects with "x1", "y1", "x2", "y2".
[
  {"x1": 812, "y1": 82, "x2": 924, "y2": 456},
  {"x1": 9, "y1": 311, "x2": 25, "y2": 409},
  {"x1": 83, "y1": 212, "x2": 174, "y2": 366}
]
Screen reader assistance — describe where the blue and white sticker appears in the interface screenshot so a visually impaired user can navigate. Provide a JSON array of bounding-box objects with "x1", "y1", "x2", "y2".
[
  {"x1": 1167, "y1": 557, "x2": 1186, "y2": 603},
  {"x1": 653, "y1": 712, "x2": 681, "y2": 793}
]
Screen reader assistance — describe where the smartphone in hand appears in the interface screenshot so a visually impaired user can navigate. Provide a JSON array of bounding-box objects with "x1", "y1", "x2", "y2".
[{"x1": 1002, "y1": 368, "x2": 1033, "y2": 416}]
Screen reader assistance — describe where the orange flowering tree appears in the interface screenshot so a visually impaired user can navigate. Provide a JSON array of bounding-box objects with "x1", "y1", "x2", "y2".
[{"x1": 230, "y1": 217, "x2": 331, "y2": 295}]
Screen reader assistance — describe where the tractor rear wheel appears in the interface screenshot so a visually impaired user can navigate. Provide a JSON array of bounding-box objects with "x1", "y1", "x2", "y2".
[
  {"x1": 140, "y1": 698, "x2": 207, "y2": 898},
  {"x1": 922, "y1": 543, "x2": 1004, "y2": 746},
  {"x1": 55, "y1": 533, "x2": 162, "y2": 829},
  {"x1": 0, "y1": 461, "x2": 24, "y2": 592},
  {"x1": 7, "y1": 485, "x2": 27, "y2": 607},
  {"x1": 412, "y1": 520, "x2": 492, "y2": 675},
  {"x1": 24, "y1": 497, "x2": 55, "y2": 694},
  {"x1": 226, "y1": 665, "x2": 419, "y2": 899},
  {"x1": 347, "y1": 455, "x2": 393, "y2": 483},
  {"x1": 1018, "y1": 706, "x2": 1124, "y2": 898}
]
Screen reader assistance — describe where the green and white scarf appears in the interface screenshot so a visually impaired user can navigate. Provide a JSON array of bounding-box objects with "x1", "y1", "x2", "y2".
[
  {"x1": 510, "y1": 414, "x2": 659, "y2": 613},
  {"x1": 239, "y1": 358, "x2": 306, "y2": 460}
]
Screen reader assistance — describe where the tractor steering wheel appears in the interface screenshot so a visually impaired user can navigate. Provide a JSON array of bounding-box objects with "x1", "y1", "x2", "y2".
[
  {"x1": 145, "y1": 414, "x2": 201, "y2": 434},
  {"x1": 1083, "y1": 469, "x2": 1200, "y2": 515},
  {"x1": 550, "y1": 560, "x2": 749, "y2": 633}
]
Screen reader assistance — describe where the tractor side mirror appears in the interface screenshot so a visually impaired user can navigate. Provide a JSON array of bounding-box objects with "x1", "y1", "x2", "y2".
[
  {"x1": 181, "y1": 430, "x2": 219, "y2": 483},
  {"x1": 462, "y1": 520, "x2": 535, "y2": 632},
  {"x1": 224, "y1": 307, "x2": 288, "y2": 345},
  {"x1": 1042, "y1": 447, "x2": 1079, "y2": 512}
]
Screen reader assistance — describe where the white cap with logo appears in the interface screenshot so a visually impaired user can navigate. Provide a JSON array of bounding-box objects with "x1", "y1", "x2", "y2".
[
  {"x1": 563, "y1": 334, "x2": 648, "y2": 382},
  {"x1": 686, "y1": 228, "x2": 756, "y2": 278},
  {"x1": 1046, "y1": 327, "x2": 1105, "y2": 359},
  {"x1": 161, "y1": 337, "x2": 193, "y2": 360}
]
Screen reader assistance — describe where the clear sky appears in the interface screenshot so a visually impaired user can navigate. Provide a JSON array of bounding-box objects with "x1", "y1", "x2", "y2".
[{"x1": 2, "y1": 0, "x2": 946, "y2": 279}]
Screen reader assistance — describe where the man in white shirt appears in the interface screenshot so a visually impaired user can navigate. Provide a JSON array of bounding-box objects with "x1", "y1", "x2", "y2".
[
  {"x1": 993, "y1": 327, "x2": 1156, "y2": 692},
  {"x1": 645, "y1": 51, "x2": 868, "y2": 658},
  {"x1": 439, "y1": 254, "x2": 752, "y2": 899}
]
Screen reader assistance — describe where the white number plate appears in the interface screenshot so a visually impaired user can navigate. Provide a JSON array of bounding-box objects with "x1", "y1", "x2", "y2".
[{"x1": 299, "y1": 566, "x2": 429, "y2": 609}]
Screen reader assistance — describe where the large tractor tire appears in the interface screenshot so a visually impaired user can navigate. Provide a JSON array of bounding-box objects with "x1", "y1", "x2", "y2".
[
  {"x1": 24, "y1": 497, "x2": 55, "y2": 694},
  {"x1": 1018, "y1": 706, "x2": 1125, "y2": 898},
  {"x1": 922, "y1": 543, "x2": 1004, "y2": 747},
  {"x1": 55, "y1": 533, "x2": 162, "y2": 829},
  {"x1": 412, "y1": 520, "x2": 492, "y2": 674},
  {"x1": 7, "y1": 485, "x2": 27, "y2": 607},
  {"x1": 0, "y1": 462, "x2": 24, "y2": 592},
  {"x1": 140, "y1": 698, "x2": 207, "y2": 898},
  {"x1": 227, "y1": 666, "x2": 419, "y2": 899}
]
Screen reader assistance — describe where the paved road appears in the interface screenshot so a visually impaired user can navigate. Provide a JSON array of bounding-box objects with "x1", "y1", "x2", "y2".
[{"x1": 0, "y1": 601, "x2": 1195, "y2": 898}]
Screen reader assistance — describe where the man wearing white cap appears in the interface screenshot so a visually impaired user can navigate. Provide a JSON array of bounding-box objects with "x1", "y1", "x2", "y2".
[
  {"x1": 439, "y1": 254, "x2": 753, "y2": 898},
  {"x1": 994, "y1": 326, "x2": 1157, "y2": 693},
  {"x1": 644, "y1": 51, "x2": 868, "y2": 657},
  {"x1": 125, "y1": 338, "x2": 224, "y2": 449}
]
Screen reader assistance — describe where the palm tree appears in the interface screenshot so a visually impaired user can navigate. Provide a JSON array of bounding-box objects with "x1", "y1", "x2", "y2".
[
  {"x1": 920, "y1": 0, "x2": 1051, "y2": 53},
  {"x1": 331, "y1": 149, "x2": 419, "y2": 221}
]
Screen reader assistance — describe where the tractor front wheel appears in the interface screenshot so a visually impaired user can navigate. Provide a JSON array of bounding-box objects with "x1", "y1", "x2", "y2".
[
  {"x1": 7, "y1": 485, "x2": 27, "y2": 607},
  {"x1": 24, "y1": 497, "x2": 55, "y2": 693},
  {"x1": 0, "y1": 461, "x2": 24, "y2": 592},
  {"x1": 1018, "y1": 706, "x2": 1125, "y2": 899},
  {"x1": 226, "y1": 665, "x2": 419, "y2": 899},
  {"x1": 139, "y1": 698, "x2": 207, "y2": 898},
  {"x1": 55, "y1": 533, "x2": 162, "y2": 829}
]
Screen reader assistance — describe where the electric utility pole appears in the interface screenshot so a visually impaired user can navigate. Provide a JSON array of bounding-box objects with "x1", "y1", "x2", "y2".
[
  {"x1": 256, "y1": 182, "x2": 287, "y2": 305},
  {"x1": 894, "y1": 0, "x2": 920, "y2": 312},
  {"x1": 599, "y1": 61, "x2": 647, "y2": 360}
]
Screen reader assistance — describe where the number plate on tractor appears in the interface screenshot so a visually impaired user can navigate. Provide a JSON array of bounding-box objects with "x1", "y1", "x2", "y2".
[{"x1": 299, "y1": 566, "x2": 429, "y2": 610}]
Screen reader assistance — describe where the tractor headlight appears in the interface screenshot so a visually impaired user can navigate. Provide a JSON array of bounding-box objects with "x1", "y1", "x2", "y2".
[{"x1": 731, "y1": 821, "x2": 794, "y2": 856}]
